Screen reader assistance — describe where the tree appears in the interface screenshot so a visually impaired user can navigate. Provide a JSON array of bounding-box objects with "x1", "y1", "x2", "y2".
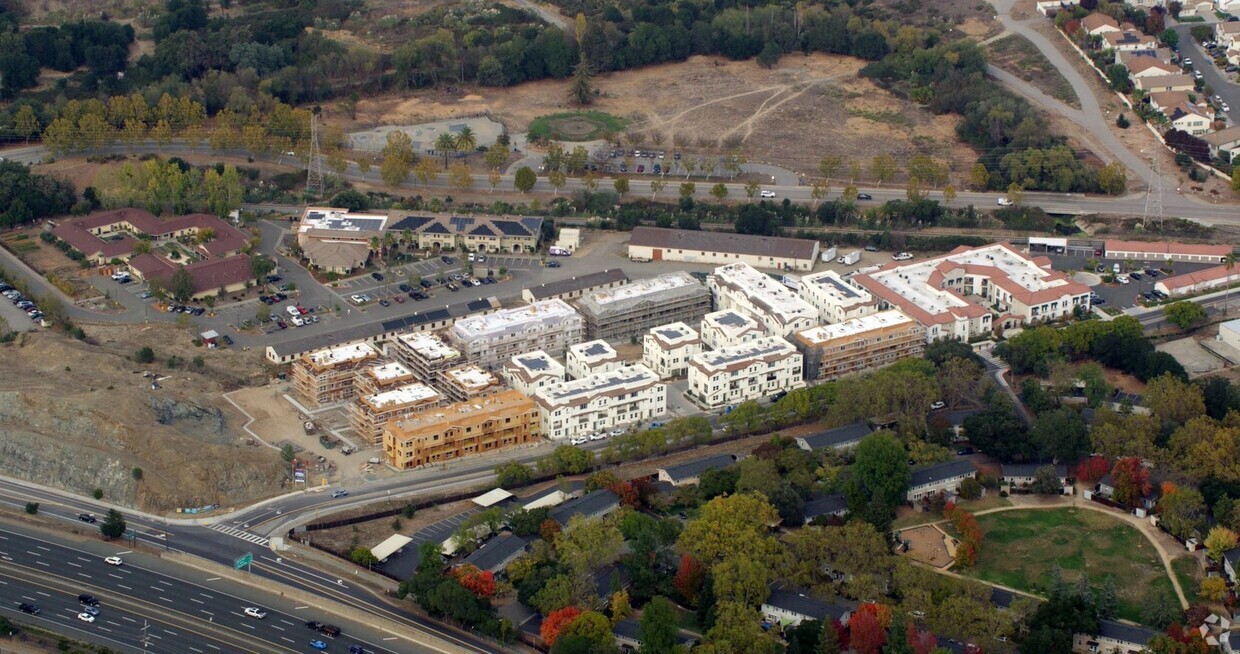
[
  {"x1": 100, "y1": 509, "x2": 126, "y2": 539},
  {"x1": 169, "y1": 267, "x2": 194, "y2": 301},
  {"x1": 1164, "y1": 301, "x2": 1206, "y2": 330},
  {"x1": 484, "y1": 143, "x2": 510, "y2": 170},
  {"x1": 847, "y1": 432, "x2": 911, "y2": 528},
  {"x1": 1200, "y1": 576, "x2": 1228, "y2": 601},
  {"x1": 673, "y1": 554, "x2": 706, "y2": 604},
  {"x1": 651, "y1": 179, "x2": 666, "y2": 200},
  {"x1": 698, "y1": 602, "x2": 779, "y2": 654},
  {"x1": 638, "y1": 596, "x2": 679, "y2": 653},
  {"x1": 414, "y1": 158, "x2": 441, "y2": 188},
  {"x1": 1110, "y1": 457, "x2": 1151, "y2": 507},
  {"x1": 1146, "y1": 374, "x2": 1206, "y2": 425},
  {"x1": 1030, "y1": 408, "x2": 1090, "y2": 462},
  {"x1": 1205, "y1": 526, "x2": 1239, "y2": 562},
  {"x1": 676, "y1": 493, "x2": 783, "y2": 568},
  {"x1": 548, "y1": 169, "x2": 568, "y2": 197},
  {"x1": 970, "y1": 163, "x2": 990, "y2": 189},
  {"x1": 514, "y1": 166, "x2": 537, "y2": 193},
  {"x1": 710, "y1": 183, "x2": 728, "y2": 202},
  {"x1": 679, "y1": 182, "x2": 696, "y2": 199},
  {"x1": 613, "y1": 177, "x2": 629, "y2": 197},
  {"x1": 555, "y1": 515, "x2": 623, "y2": 576},
  {"x1": 349, "y1": 547, "x2": 378, "y2": 566},
  {"x1": 1097, "y1": 576, "x2": 1118, "y2": 619},
  {"x1": 1097, "y1": 162, "x2": 1127, "y2": 195},
  {"x1": 357, "y1": 158, "x2": 371, "y2": 181},
  {"x1": 495, "y1": 461, "x2": 532, "y2": 488},
  {"x1": 15, "y1": 105, "x2": 39, "y2": 144},
  {"x1": 544, "y1": 445, "x2": 592, "y2": 475},
  {"x1": 1006, "y1": 182, "x2": 1024, "y2": 206},
  {"x1": 135, "y1": 346, "x2": 156, "y2": 363},
  {"x1": 448, "y1": 162, "x2": 473, "y2": 191},
  {"x1": 1031, "y1": 465, "x2": 1064, "y2": 494},
  {"x1": 569, "y1": 58, "x2": 594, "y2": 105},
  {"x1": 1158, "y1": 486, "x2": 1205, "y2": 539},
  {"x1": 744, "y1": 180, "x2": 760, "y2": 202},
  {"x1": 819, "y1": 155, "x2": 843, "y2": 180},
  {"x1": 380, "y1": 130, "x2": 415, "y2": 187},
  {"x1": 943, "y1": 184, "x2": 957, "y2": 205},
  {"x1": 542, "y1": 606, "x2": 583, "y2": 647},
  {"x1": 870, "y1": 154, "x2": 897, "y2": 186},
  {"x1": 454, "y1": 126, "x2": 477, "y2": 159},
  {"x1": 435, "y1": 131, "x2": 457, "y2": 167},
  {"x1": 849, "y1": 604, "x2": 887, "y2": 654}
]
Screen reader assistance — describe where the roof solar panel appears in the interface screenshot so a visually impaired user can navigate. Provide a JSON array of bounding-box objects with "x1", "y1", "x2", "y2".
[
  {"x1": 816, "y1": 275, "x2": 860, "y2": 299},
  {"x1": 424, "y1": 223, "x2": 450, "y2": 234},
  {"x1": 519, "y1": 356, "x2": 549, "y2": 371},
  {"x1": 467, "y1": 299, "x2": 493, "y2": 311},
  {"x1": 449, "y1": 216, "x2": 474, "y2": 233},
  {"x1": 583, "y1": 342, "x2": 609, "y2": 356},
  {"x1": 469, "y1": 224, "x2": 496, "y2": 236},
  {"x1": 389, "y1": 215, "x2": 433, "y2": 232},
  {"x1": 708, "y1": 342, "x2": 784, "y2": 366},
  {"x1": 657, "y1": 328, "x2": 685, "y2": 339},
  {"x1": 715, "y1": 312, "x2": 749, "y2": 327},
  {"x1": 519, "y1": 217, "x2": 543, "y2": 233},
  {"x1": 493, "y1": 220, "x2": 529, "y2": 236}
]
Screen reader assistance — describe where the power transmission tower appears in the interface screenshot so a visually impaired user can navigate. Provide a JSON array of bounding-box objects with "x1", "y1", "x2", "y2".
[
  {"x1": 305, "y1": 107, "x2": 325, "y2": 200},
  {"x1": 1142, "y1": 153, "x2": 1163, "y2": 230}
]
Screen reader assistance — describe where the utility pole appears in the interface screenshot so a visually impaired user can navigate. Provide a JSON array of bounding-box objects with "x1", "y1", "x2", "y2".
[{"x1": 305, "y1": 107, "x2": 325, "y2": 200}]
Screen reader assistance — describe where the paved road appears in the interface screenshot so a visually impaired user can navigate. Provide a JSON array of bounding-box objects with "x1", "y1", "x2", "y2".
[
  {"x1": 0, "y1": 521, "x2": 426, "y2": 654},
  {"x1": 1173, "y1": 23, "x2": 1238, "y2": 124}
]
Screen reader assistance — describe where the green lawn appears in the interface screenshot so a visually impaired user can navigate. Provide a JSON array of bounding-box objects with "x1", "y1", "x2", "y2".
[
  {"x1": 1172, "y1": 556, "x2": 1205, "y2": 605},
  {"x1": 968, "y1": 508, "x2": 1175, "y2": 624}
]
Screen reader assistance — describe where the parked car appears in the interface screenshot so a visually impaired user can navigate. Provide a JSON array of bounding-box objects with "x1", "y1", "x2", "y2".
[
  {"x1": 440, "y1": 256, "x2": 453, "y2": 264},
  {"x1": 930, "y1": 401, "x2": 946, "y2": 411},
  {"x1": 1129, "y1": 272, "x2": 1142, "y2": 280},
  {"x1": 570, "y1": 437, "x2": 588, "y2": 445},
  {"x1": 378, "y1": 299, "x2": 390, "y2": 307},
  {"x1": 398, "y1": 283, "x2": 411, "y2": 292},
  {"x1": 371, "y1": 272, "x2": 384, "y2": 281},
  {"x1": 546, "y1": 261, "x2": 561, "y2": 268},
  {"x1": 420, "y1": 279, "x2": 434, "y2": 288}
]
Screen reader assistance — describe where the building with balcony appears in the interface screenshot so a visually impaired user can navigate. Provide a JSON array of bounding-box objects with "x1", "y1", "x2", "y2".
[
  {"x1": 502, "y1": 350, "x2": 566, "y2": 397},
  {"x1": 687, "y1": 337, "x2": 804, "y2": 410},
  {"x1": 574, "y1": 271, "x2": 712, "y2": 341},
  {"x1": 798, "y1": 270, "x2": 877, "y2": 324},
  {"x1": 388, "y1": 332, "x2": 462, "y2": 388},
  {"x1": 709, "y1": 263, "x2": 819, "y2": 337},
  {"x1": 439, "y1": 364, "x2": 505, "y2": 403},
  {"x1": 566, "y1": 340, "x2": 626, "y2": 380},
  {"x1": 292, "y1": 343, "x2": 381, "y2": 407},
  {"x1": 348, "y1": 383, "x2": 441, "y2": 445},
  {"x1": 533, "y1": 365, "x2": 667, "y2": 441},
  {"x1": 700, "y1": 310, "x2": 765, "y2": 350},
  {"x1": 793, "y1": 310, "x2": 925, "y2": 381},
  {"x1": 448, "y1": 299, "x2": 584, "y2": 370},
  {"x1": 382, "y1": 390, "x2": 540, "y2": 470},
  {"x1": 354, "y1": 361, "x2": 416, "y2": 397},
  {"x1": 642, "y1": 322, "x2": 703, "y2": 379}
]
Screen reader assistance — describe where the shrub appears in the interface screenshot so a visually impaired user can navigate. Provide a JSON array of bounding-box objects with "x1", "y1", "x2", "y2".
[
  {"x1": 24, "y1": 502, "x2": 38, "y2": 514},
  {"x1": 134, "y1": 347, "x2": 155, "y2": 363}
]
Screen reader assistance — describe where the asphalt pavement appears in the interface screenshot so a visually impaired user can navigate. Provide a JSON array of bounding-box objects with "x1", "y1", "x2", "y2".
[{"x1": 1174, "y1": 22, "x2": 1238, "y2": 124}]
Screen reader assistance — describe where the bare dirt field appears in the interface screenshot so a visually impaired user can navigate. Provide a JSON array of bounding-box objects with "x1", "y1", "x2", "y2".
[
  {"x1": 987, "y1": 34, "x2": 1081, "y2": 109},
  {"x1": 900, "y1": 524, "x2": 953, "y2": 568},
  {"x1": 351, "y1": 53, "x2": 974, "y2": 178}
]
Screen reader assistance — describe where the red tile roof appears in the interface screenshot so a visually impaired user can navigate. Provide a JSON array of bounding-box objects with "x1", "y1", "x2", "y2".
[
  {"x1": 1158, "y1": 265, "x2": 1238, "y2": 290},
  {"x1": 1105, "y1": 239, "x2": 1231, "y2": 257},
  {"x1": 51, "y1": 211, "x2": 249, "y2": 262},
  {"x1": 128, "y1": 253, "x2": 252, "y2": 295}
]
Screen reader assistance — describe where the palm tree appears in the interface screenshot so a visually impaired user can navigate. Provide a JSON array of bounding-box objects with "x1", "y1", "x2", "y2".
[
  {"x1": 1225, "y1": 253, "x2": 1237, "y2": 315},
  {"x1": 454, "y1": 127, "x2": 477, "y2": 161},
  {"x1": 369, "y1": 235, "x2": 381, "y2": 263},
  {"x1": 435, "y1": 132, "x2": 457, "y2": 168}
]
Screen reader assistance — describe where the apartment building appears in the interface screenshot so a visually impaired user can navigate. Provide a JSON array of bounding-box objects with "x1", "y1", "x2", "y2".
[
  {"x1": 574, "y1": 271, "x2": 712, "y2": 341},
  {"x1": 439, "y1": 364, "x2": 505, "y2": 403},
  {"x1": 700, "y1": 310, "x2": 766, "y2": 350},
  {"x1": 709, "y1": 263, "x2": 819, "y2": 337},
  {"x1": 386, "y1": 213, "x2": 543, "y2": 254},
  {"x1": 292, "y1": 343, "x2": 381, "y2": 408},
  {"x1": 382, "y1": 390, "x2": 540, "y2": 470},
  {"x1": 354, "y1": 361, "x2": 416, "y2": 397},
  {"x1": 388, "y1": 332, "x2": 463, "y2": 389},
  {"x1": 533, "y1": 365, "x2": 667, "y2": 441},
  {"x1": 566, "y1": 340, "x2": 626, "y2": 380},
  {"x1": 502, "y1": 350, "x2": 566, "y2": 397},
  {"x1": 794, "y1": 310, "x2": 925, "y2": 381},
  {"x1": 642, "y1": 322, "x2": 703, "y2": 379},
  {"x1": 348, "y1": 383, "x2": 441, "y2": 445},
  {"x1": 798, "y1": 270, "x2": 877, "y2": 324},
  {"x1": 447, "y1": 299, "x2": 584, "y2": 370},
  {"x1": 687, "y1": 337, "x2": 805, "y2": 410},
  {"x1": 852, "y1": 242, "x2": 1091, "y2": 342}
]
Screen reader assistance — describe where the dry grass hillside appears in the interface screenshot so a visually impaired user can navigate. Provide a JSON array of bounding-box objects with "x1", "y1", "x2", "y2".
[{"x1": 0, "y1": 327, "x2": 287, "y2": 512}]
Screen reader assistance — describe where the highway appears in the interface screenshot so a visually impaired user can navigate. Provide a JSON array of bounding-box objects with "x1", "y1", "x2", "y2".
[{"x1": 0, "y1": 521, "x2": 425, "y2": 654}]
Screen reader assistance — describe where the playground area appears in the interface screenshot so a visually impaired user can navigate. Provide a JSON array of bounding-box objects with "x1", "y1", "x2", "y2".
[
  {"x1": 900, "y1": 524, "x2": 956, "y2": 568},
  {"x1": 346, "y1": 116, "x2": 505, "y2": 153}
]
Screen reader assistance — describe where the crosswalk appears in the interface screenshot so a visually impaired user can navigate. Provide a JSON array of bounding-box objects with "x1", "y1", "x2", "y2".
[{"x1": 210, "y1": 524, "x2": 270, "y2": 547}]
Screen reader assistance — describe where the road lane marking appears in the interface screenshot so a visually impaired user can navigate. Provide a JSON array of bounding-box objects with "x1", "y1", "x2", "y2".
[
  {"x1": 280, "y1": 637, "x2": 293, "y2": 644},
  {"x1": 200, "y1": 610, "x2": 212, "y2": 616},
  {"x1": 190, "y1": 598, "x2": 203, "y2": 604},
  {"x1": 206, "y1": 645, "x2": 220, "y2": 650},
  {"x1": 156, "y1": 579, "x2": 172, "y2": 586},
  {"x1": 76, "y1": 573, "x2": 90, "y2": 579},
  {"x1": 121, "y1": 616, "x2": 136, "y2": 623},
  {"x1": 239, "y1": 622, "x2": 254, "y2": 630},
  {"x1": 25, "y1": 550, "x2": 39, "y2": 556},
  {"x1": 294, "y1": 605, "x2": 308, "y2": 610},
  {"x1": 205, "y1": 577, "x2": 220, "y2": 581},
  {"x1": 66, "y1": 561, "x2": 80, "y2": 568},
  {"x1": 198, "y1": 592, "x2": 213, "y2": 599},
  {"x1": 108, "y1": 573, "x2": 123, "y2": 580},
  {"x1": 97, "y1": 626, "x2": 111, "y2": 633},
  {"x1": 35, "y1": 561, "x2": 48, "y2": 567},
  {"x1": 35, "y1": 545, "x2": 49, "y2": 551},
  {"x1": 35, "y1": 591, "x2": 48, "y2": 597},
  {"x1": 164, "y1": 629, "x2": 178, "y2": 636},
  {"x1": 149, "y1": 586, "x2": 161, "y2": 591},
  {"x1": 190, "y1": 648, "x2": 203, "y2": 653},
  {"x1": 270, "y1": 625, "x2": 283, "y2": 631},
  {"x1": 158, "y1": 597, "x2": 172, "y2": 603},
  {"x1": 117, "y1": 584, "x2": 131, "y2": 590}
]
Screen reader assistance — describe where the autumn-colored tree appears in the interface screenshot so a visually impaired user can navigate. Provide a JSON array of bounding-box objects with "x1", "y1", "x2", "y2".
[
  {"x1": 1111, "y1": 457, "x2": 1152, "y2": 507},
  {"x1": 540, "y1": 518, "x2": 562, "y2": 543},
  {"x1": 1199, "y1": 576, "x2": 1227, "y2": 601},
  {"x1": 1076, "y1": 456, "x2": 1110, "y2": 485},
  {"x1": 908, "y1": 622, "x2": 938, "y2": 654},
  {"x1": 1205, "y1": 526, "x2": 1239, "y2": 562},
  {"x1": 541, "y1": 606, "x2": 581, "y2": 646},
  {"x1": 453, "y1": 564, "x2": 496, "y2": 598},
  {"x1": 673, "y1": 554, "x2": 706, "y2": 603},
  {"x1": 848, "y1": 604, "x2": 887, "y2": 654},
  {"x1": 609, "y1": 480, "x2": 640, "y2": 508}
]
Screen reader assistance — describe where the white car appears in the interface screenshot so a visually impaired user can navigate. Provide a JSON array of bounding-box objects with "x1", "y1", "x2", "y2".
[
  {"x1": 569, "y1": 437, "x2": 588, "y2": 446},
  {"x1": 996, "y1": 198, "x2": 1013, "y2": 206},
  {"x1": 1116, "y1": 274, "x2": 1130, "y2": 285},
  {"x1": 350, "y1": 294, "x2": 365, "y2": 304},
  {"x1": 760, "y1": 190, "x2": 777, "y2": 198},
  {"x1": 588, "y1": 433, "x2": 606, "y2": 441},
  {"x1": 1223, "y1": 103, "x2": 1232, "y2": 113},
  {"x1": 930, "y1": 401, "x2": 946, "y2": 411},
  {"x1": 77, "y1": 612, "x2": 96, "y2": 623},
  {"x1": 892, "y1": 252, "x2": 914, "y2": 261},
  {"x1": 243, "y1": 607, "x2": 267, "y2": 619},
  {"x1": 1183, "y1": 58, "x2": 1193, "y2": 66},
  {"x1": 609, "y1": 428, "x2": 625, "y2": 437},
  {"x1": 103, "y1": 556, "x2": 123, "y2": 566}
]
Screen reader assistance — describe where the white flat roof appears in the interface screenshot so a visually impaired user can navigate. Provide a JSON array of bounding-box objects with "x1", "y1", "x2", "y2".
[
  {"x1": 712, "y1": 263, "x2": 817, "y2": 325},
  {"x1": 647, "y1": 322, "x2": 699, "y2": 348},
  {"x1": 692, "y1": 336, "x2": 797, "y2": 373},
  {"x1": 364, "y1": 383, "x2": 439, "y2": 409},
  {"x1": 307, "y1": 342, "x2": 379, "y2": 367},
  {"x1": 371, "y1": 534, "x2": 413, "y2": 562},
  {"x1": 473, "y1": 488, "x2": 514, "y2": 507},
  {"x1": 396, "y1": 331, "x2": 461, "y2": 361},
  {"x1": 367, "y1": 361, "x2": 413, "y2": 381},
  {"x1": 583, "y1": 271, "x2": 694, "y2": 306},
  {"x1": 796, "y1": 310, "x2": 917, "y2": 344},
  {"x1": 534, "y1": 364, "x2": 661, "y2": 407},
  {"x1": 702, "y1": 309, "x2": 763, "y2": 337},
  {"x1": 568, "y1": 340, "x2": 620, "y2": 364},
  {"x1": 299, "y1": 207, "x2": 388, "y2": 233},
  {"x1": 445, "y1": 365, "x2": 499, "y2": 389},
  {"x1": 802, "y1": 270, "x2": 873, "y2": 305},
  {"x1": 450, "y1": 299, "x2": 579, "y2": 341}
]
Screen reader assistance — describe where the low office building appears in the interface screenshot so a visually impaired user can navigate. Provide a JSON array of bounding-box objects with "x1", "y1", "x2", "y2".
[
  {"x1": 521, "y1": 269, "x2": 628, "y2": 303},
  {"x1": 533, "y1": 365, "x2": 666, "y2": 441},
  {"x1": 502, "y1": 350, "x2": 566, "y2": 397},
  {"x1": 657, "y1": 454, "x2": 737, "y2": 487},
  {"x1": 354, "y1": 361, "x2": 416, "y2": 397},
  {"x1": 297, "y1": 206, "x2": 389, "y2": 274},
  {"x1": 389, "y1": 331, "x2": 463, "y2": 388},
  {"x1": 439, "y1": 364, "x2": 504, "y2": 403},
  {"x1": 642, "y1": 322, "x2": 703, "y2": 379},
  {"x1": 627, "y1": 226, "x2": 820, "y2": 271},
  {"x1": 126, "y1": 254, "x2": 254, "y2": 301},
  {"x1": 710, "y1": 263, "x2": 819, "y2": 337},
  {"x1": 700, "y1": 310, "x2": 765, "y2": 350},
  {"x1": 1104, "y1": 239, "x2": 1232, "y2": 264},
  {"x1": 292, "y1": 343, "x2": 381, "y2": 407},
  {"x1": 687, "y1": 337, "x2": 805, "y2": 410},
  {"x1": 574, "y1": 271, "x2": 712, "y2": 341},
  {"x1": 448, "y1": 299, "x2": 584, "y2": 370},
  {"x1": 906, "y1": 460, "x2": 977, "y2": 502},
  {"x1": 793, "y1": 310, "x2": 925, "y2": 381},
  {"x1": 566, "y1": 340, "x2": 626, "y2": 380},
  {"x1": 382, "y1": 390, "x2": 540, "y2": 470},
  {"x1": 348, "y1": 383, "x2": 441, "y2": 445},
  {"x1": 798, "y1": 270, "x2": 877, "y2": 324}
]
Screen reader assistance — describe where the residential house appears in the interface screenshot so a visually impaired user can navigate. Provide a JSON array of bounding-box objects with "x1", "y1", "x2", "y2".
[
  {"x1": 1222, "y1": 547, "x2": 1240, "y2": 584},
  {"x1": 1225, "y1": 631, "x2": 1240, "y2": 654},
  {"x1": 906, "y1": 460, "x2": 977, "y2": 502},
  {"x1": 1103, "y1": 30, "x2": 1158, "y2": 51},
  {"x1": 1147, "y1": 91, "x2": 1191, "y2": 113},
  {"x1": 612, "y1": 619, "x2": 697, "y2": 651},
  {"x1": 1124, "y1": 54, "x2": 1180, "y2": 78},
  {"x1": 1072, "y1": 619, "x2": 1156, "y2": 653},
  {"x1": 550, "y1": 489, "x2": 621, "y2": 527},
  {"x1": 761, "y1": 587, "x2": 853, "y2": 628},
  {"x1": 1117, "y1": 47, "x2": 1174, "y2": 66},
  {"x1": 1202, "y1": 126, "x2": 1240, "y2": 164},
  {"x1": 1133, "y1": 74, "x2": 1196, "y2": 93},
  {"x1": 795, "y1": 422, "x2": 873, "y2": 452},
  {"x1": 803, "y1": 494, "x2": 849, "y2": 524},
  {"x1": 1000, "y1": 463, "x2": 1069, "y2": 489},
  {"x1": 1217, "y1": 20, "x2": 1240, "y2": 46},
  {"x1": 657, "y1": 454, "x2": 737, "y2": 487},
  {"x1": 1096, "y1": 473, "x2": 1160, "y2": 511},
  {"x1": 1082, "y1": 12, "x2": 1121, "y2": 35},
  {"x1": 458, "y1": 533, "x2": 530, "y2": 574},
  {"x1": 1168, "y1": 101, "x2": 1213, "y2": 136}
]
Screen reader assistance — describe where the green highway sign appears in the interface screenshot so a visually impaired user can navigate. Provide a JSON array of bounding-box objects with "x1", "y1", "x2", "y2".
[{"x1": 234, "y1": 553, "x2": 253, "y2": 570}]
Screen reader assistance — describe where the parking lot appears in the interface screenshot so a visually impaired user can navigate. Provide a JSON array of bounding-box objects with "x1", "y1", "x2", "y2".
[{"x1": 1046, "y1": 250, "x2": 1217, "y2": 310}]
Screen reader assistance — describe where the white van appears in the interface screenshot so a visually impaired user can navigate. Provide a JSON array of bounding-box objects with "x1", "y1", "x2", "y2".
[
  {"x1": 1112, "y1": 263, "x2": 1121, "y2": 274},
  {"x1": 286, "y1": 305, "x2": 301, "y2": 317}
]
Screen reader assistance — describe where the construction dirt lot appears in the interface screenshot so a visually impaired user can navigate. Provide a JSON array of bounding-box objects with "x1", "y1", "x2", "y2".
[
  {"x1": 0, "y1": 325, "x2": 287, "y2": 512},
  {"x1": 349, "y1": 53, "x2": 975, "y2": 178}
]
